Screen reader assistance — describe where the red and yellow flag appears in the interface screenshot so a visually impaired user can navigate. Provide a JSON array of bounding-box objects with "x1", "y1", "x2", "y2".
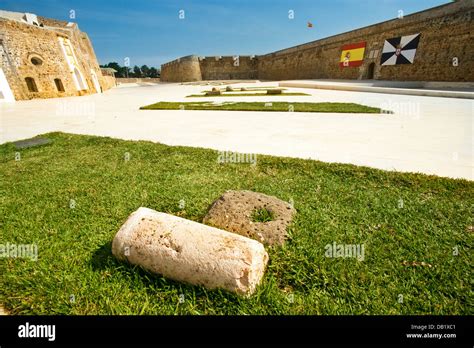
[{"x1": 339, "y1": 42, "x2": 366, "y2": 68}]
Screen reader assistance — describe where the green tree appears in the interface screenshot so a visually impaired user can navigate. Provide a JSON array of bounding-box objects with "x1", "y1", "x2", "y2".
[
  {"x1": 140, "y1": 65, "x2": 150, "y2": 77},
  {"x1": 100, "y1": 62, "x2": 125, "y2": 77},
  {"x1": 100, "y1": 62, "x2": 160, "y2": 78},
  {"x1": 102, "y1": 62, "x2": 121, "y2": 71},
  {"x1": 148, "y1": 67, "x2": 159, "y2": 78},
  {"x1": 132, "y1": 65, "x2": 142, "y2": 78}
]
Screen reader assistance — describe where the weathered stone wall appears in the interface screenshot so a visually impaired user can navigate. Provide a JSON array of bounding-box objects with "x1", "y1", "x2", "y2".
[
  {"x1": 258, "y1": 0, "x2": 473, "y2": 82},
  {"x1": 54, "y1": 25, "x2": 110, "y2": 94},
  {"x1": 160, "y1": 55, "x2": 201, "y2": 82},
  {"x1": 102, "y1": 75, "x2": 117, "y2": 90},
  {"x1": 37, "y1": 16, "x2": 68, "y2": 28},
  {"x1": 0, "y1": 12, "x2": 114, "y2": 101},
  {"x1": 116, "y1": 77, "x2": 160, "y2": 84},
  {"x1": 161, "y1": 55, "x2": 258, "y2": 82},
  {"x1": 199, "y1": 56, "x2": 258, "y2": 80},
  {"x1": 73, "y1": 30, "x2": 114, "y2": 93},
  {"x1": 0, "y1": 19, "x2": 73, "y2": 100},
  {"x1": 161, "y1": 0, "x2": 473, "y2": 83}
]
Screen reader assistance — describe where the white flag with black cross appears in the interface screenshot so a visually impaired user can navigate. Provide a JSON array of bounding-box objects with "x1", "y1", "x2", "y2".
[{"x1": 380, "y1": 33, "x2": 421, "y2": 66}]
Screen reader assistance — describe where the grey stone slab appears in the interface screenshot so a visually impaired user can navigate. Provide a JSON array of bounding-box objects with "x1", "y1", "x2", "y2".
[{"x1": 13, "y1": 138, "x2": 51, "y2": 149}]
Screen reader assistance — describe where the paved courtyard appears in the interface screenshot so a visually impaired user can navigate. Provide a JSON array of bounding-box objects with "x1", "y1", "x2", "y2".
[{"x1": 1, "y1": 82, "x2": 472, "y2": 180}]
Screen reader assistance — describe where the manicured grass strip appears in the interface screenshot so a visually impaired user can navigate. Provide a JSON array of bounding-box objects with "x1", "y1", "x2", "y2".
[
  {"x1": 203, "y1": 87, "x2": 287, "y2": 92},
  {"x1": 186, "y1": 92, "x2": 311, "y2": 98},
  {"x1": 0, "y1": 132, "x2": 472, "y2": 315},
  {"x1": 140, "y1": 101, "x2": 381, "y2": 113}
]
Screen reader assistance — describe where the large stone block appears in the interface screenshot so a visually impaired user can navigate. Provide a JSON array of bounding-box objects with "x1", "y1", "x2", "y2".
[
  {"x1": 203, "y1": 190, "x2": 296, "y2": 246},
  {"x1": 112, "y1": 207, "x2": 269, "y2": 296}
]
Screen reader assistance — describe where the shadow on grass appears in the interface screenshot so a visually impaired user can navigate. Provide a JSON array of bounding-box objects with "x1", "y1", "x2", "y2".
[
  {"x1": 89, "y1": 241, "x2": 244, "y2": 306},
  {"x1": 90, "y1": 241, "x2": 116, "y2": 270}
]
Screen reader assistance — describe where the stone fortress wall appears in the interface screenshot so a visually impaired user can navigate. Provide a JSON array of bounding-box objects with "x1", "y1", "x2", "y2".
[
  {"x1": 199, "y1": 56, "x2": 258, "y2": 80},
  {"x1": 0, "y1": 10, "x2": 115, "y2": 101},
  {"x1": 161, "y1": 0, "x2": 473, "y2": 83},
  {"x1": 160, "y1": 55, "x2": 202, "y2": 82},
  {"x1": 115, "y1": 77, "x2": 161, "y2": 84},
  {"x1": 101, "y1": 75, "x2": 117, "y2": 90},
  {"x1": 160, "y1": 55, "x2": 258, "y2": 82}
]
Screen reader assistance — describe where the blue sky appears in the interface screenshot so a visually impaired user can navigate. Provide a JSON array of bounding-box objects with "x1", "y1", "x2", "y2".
[{"x1": 2, "y1": 0, "x2": 450, "y2": 67}]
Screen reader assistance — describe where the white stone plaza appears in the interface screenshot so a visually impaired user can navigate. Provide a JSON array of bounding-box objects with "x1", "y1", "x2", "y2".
[{"x1": 1, "y1": 81, "x2": 472, "y2": 180}]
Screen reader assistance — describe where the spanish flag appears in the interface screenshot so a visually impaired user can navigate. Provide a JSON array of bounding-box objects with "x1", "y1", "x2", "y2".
[{"x1": 339, "y1": 42, "x2": 366, "y2": 68}]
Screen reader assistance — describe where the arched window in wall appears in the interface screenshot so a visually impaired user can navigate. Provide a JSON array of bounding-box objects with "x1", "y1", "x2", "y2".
[{"x1": 73, "y1": 67, "x2": 87, "y2": 90}]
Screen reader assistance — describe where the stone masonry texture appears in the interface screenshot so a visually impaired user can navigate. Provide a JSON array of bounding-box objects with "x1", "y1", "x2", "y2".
[
  {"x1": 161, "y1": 0, "x2": 473, "y2": 83},
  {"x1": 0, "y1": 11, "x2": 115, "y2": 100}
]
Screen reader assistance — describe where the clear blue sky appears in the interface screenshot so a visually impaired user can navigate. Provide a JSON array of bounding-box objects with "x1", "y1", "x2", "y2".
[{"x1": 2, "y1": 0, "x2": 450, "y2": 67}]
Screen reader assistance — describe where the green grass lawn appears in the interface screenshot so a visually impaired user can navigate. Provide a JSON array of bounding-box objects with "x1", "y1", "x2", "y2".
[
  {"x1": 140, "y1": 101, "x2": 381, "y2": 113},
  {"x1": 203, "y1": 87, "x2": 287, "y2": 92},
  {"x1": 1, "y1": 133, "x2": 472, "y2": 315},
  {"x1": 186, "y1": 92, "x2": 311, "y2": 97}
]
